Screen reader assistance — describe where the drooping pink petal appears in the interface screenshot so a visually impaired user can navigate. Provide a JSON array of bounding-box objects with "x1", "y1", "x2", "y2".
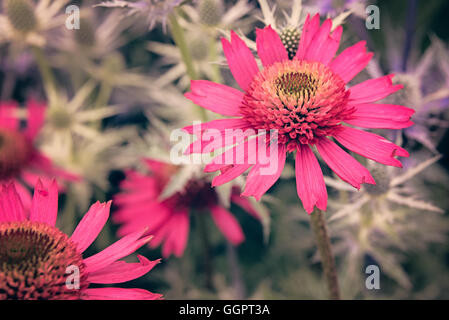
[
  {"x1": 0, "y1": 182, "x2": 26, "y2": 222},
  {"x1": 230, "y1": 194, "x2": 260, "y2": 220},
  {"x1": 161, "y1": 211, "x2": 189, "y2": 257},
  {"x1": 241, "y1": 143, "x2": 286, "y2": 200},
  {"x1": 29, "y1": 179, "x2": 59, "y2": 226},
  {"x1": 332, "y1": 126, "x2": 409, "y2": 167},
  {"x1": 204, "y1": 137, "x2": 257, "y2": 173},
  {"x1": 210, "y1": 205, "x2": 244, "y2": 245},
  {"x1": 212, "y1": 164, "x2": 252, "y2": 187},
  {"x1": 12, "y1": 181, "x2": 32, "y2": 212},
  {"x1": 24, "y1": 100, "x2": 46, "y2": 140},
  {"x1": 184, "y1": 80, "x2": 244, "y2": 116},
  {"x1": 330, "y1": 41, "x2": 373, "y2": 83},
  {"x1": 344, "y1": 103, "x2": 414, "y2": 129},
  {"x1": 349, "y1": 74, "x2": 403, "y2": 104},
  {"x1": 316, "y1": 138, "x2": 375, "y2": 189},
  {"x1": 87, "y1": 255, "x2": 161, "y2": 284},
  {"x1": 114, "y1": 202, "x2": 170, "y2": 229},
  {"x1": 83, "y1": 228, "x2": 151, "y2": 274},
  {"x1": 295, "y1": 144, "x2": 327, "y2": 214},
  {"x1": 303, "y1": 19, "x2": 342, "y2": 65},
  {"x1": 70, "y1": 201, "x2": 111, "y2": 253},
  {"x1": 221, "y1": 31, "x2": 259, "y2": 91},
  {"x1": 295, "y1": 13, "x2": 321, "y2": 60},
  {"x1": 82, "y1": 288, "x2": 162, "y2": 300},
  {"x1": 256, "y1": 25, "x2": 288, "y2": 67},
  {"x1": 0, "y1": 102, "x2": 19, "y2": 130}
]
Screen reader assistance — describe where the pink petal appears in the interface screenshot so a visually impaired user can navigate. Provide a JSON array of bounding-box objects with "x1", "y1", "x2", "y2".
[
  {"x1": 70, "y1": 201, "x2": 111, "y2": 253},
  {"x1": 295, "y1": 13, "x2": 321, "y2": 60},
  {"x1": 316, "y1": 138, "x2": 375, "y2": 189},
  {"x1": 83, "y1": 228, "x2": 151, "y2": 274},
  {"x1": 330, "y1": 41, "x2": 373, "y2": 83},
  {"x1": 349, "y1": 74, "x2": 403, "y2": 104},
  {"x1": 0, "y1": 101, "x2": 19, "y2": 130},
  {"x1": 241, "y1": 143, "x2": 286, "y2": 200},
  {"x1": 212, "y1": 164, "x2": 252, "y2": 187},
  {"x1": 87, "y1": 255, "x2": 161, "y2": 284},
  {"x1": 24, "y1": 100, "x2": 46, "y2": 140},
  {"x1": 345, "y1": 103, "x2": 415, "y2": 129},
  {"x1": 114, "y1": 203, "x2": 170, "y2": 230},
  {"x1": 12, "y1": 180, "x2": 32, "y2": 212},
  {"x1": 303, "y1": 19, "x2": 341, "y2": 65},
  {"x1": 29, "y1": 179, "x2": 59, "y2": 226},
  {"x1": 82, "y1": 288, "x2": 162, "y2": 300},
  {"x1": 210, "y1": 205, "x2": 245, "y2": 245},
  {"x1": 231, "y1": 194, "x2": 260, "y2": 220},
  {"x1": 256, "y1": 25, "x2": 288, "y2": 67},
  {"x1": 161, "y1": 210, "x2": 189, "y2": 257},
  {"x1": 184, "y1": 80, "x2": 244, "y2": 116},
  {"x1": 0, "y1": 182, "x2": 26, "y2": 222},
  {"x1": 221, "y1": 31, "x2": 259, "y2": 91},
  {"x1": 295, "y1": 144, "x2": 327, "y2": 214},
  {"x1": 205, "y1": 138, "x2": 256, "y2": 173},
  {"x1": 332, "y1": 126, "x2": 409, "y2": 167}
]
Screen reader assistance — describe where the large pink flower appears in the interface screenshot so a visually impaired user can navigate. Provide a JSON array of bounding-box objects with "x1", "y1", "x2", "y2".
[
  {"x1": 0, "y1": 180, "x2": 162, "y2": 300},
  {"x1": 113, "y1": 159, "x2": 261, "y2": 258},
  {"x1": 0, "y1": 100, "x2": 79, "y2": 208},
  {"x1": 183, "y1": 14, "x2": 414, "y2": 213}
]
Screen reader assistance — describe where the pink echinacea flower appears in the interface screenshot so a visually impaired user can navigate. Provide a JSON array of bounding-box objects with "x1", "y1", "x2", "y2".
[
  {"x1": 0, "y1": 180, "x2": 162, "y2": 300},
  {"x1": 183, "y1": 14, "x2": 414, "y2": 213}
]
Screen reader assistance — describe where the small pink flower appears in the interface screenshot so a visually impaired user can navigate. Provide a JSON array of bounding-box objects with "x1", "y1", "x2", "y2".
[
  {"x1": 113, "y1": 159, "x2": 261, "y2": 258},
  {"x1": 0, "y1": 180, "x2": 162, "y2": 300},
  {"x1": 183, "y1": 14, "x2": 414, "y2": 213},
  {"x1": 0, "y1": 100, "x2": 79, "y2": 208}
]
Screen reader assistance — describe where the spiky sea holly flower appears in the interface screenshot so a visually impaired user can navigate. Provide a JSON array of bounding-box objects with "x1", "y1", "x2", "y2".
[
  {"x1": 113, "y1": 159, "x2": 261, "y2": 258},
  {"x1": 183, "y1": 14, "x2": 414, "y2": 213},
  {"x1": 0, "y1": 180, "x2": 162, "y2": 300},
  {"x1": 0, "y1": 100, "x2": 78, "y2": 208}
]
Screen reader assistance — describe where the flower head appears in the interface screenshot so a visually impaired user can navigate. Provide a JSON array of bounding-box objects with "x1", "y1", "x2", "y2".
[
  {"x1": 183, "y1": 14, "x2": 414, "y2": 213},
  {"x1": 0, "y1": 100, "x2": 78, "y2": 208},
  {"x1": 0, "y1": 0, "x2": 69, "y2": 47},
  {"x1": 0, "y1": 180, "x2": 161, "y2": 300},
  {"x1": 114, "y1": 159, "x2": 261, "y2": 258}
]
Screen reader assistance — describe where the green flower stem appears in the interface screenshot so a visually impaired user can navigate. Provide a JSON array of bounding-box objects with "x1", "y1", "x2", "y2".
[
  {"x1": 208, "y1": 35, "x2": 223, "y2": 84},
  {"x1": 310, "y1": 208, "x2": 341, "y2": 300},
  {"x1": 168, "y1": 10, "x2": 207, "y2": 121},
  {"x1": 32, "y1": 46, "x2": 57, "y2": 99},
  {"x1": 197, "y1": 213, "x2": 214, "y2": 291}
]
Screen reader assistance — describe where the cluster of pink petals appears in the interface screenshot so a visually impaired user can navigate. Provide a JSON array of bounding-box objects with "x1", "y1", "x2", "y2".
[
  {"x1": 0, "y1": 100, "x2": 79, "y2": 208},
  {"x1": 0, "y1": 180, "x2": 162, "y2": 300},
  {"x1": 113, "y1": 159, "x2": 261, "y2": 258},
  {"x1": 183, "y1": 14, "x2": 414, "y2": 213}
]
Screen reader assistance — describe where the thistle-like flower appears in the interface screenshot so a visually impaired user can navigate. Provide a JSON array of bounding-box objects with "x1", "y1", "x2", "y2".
[
  {"x1": 0, "y1": 0, "x2": 70, "y2": 47},
  {"x1": 326, "y1": 155, "x2": 446, "y2": 289}
]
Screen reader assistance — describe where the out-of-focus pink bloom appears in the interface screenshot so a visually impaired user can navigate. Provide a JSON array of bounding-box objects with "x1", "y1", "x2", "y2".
[
  {"x1": 183, "y1": 14, "x2": 414, "y2": 213},
  {"x1": 0, "y1": 100, "x2": 79, "y2": 208},
  {"x1": 113, "y1": 159, "x2": 261, "y2": 258},
  {"x1": 0, "y1": 180, "x2": 162, "y2": 300}
]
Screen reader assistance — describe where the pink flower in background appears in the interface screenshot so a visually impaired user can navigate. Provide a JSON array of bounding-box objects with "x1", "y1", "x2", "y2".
[
  {"x1": 183, "y1": 14, "x2": 414, "y2": 213},
  {"x1": 113, "y1": 159, "x2": 260, "y2": 258},
  {"x1": 0, "y1": 180, "x2": 161, "y2": 300},
  {"x1": 0, "y1": 100, "x2": 79, "y2": 208}
]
